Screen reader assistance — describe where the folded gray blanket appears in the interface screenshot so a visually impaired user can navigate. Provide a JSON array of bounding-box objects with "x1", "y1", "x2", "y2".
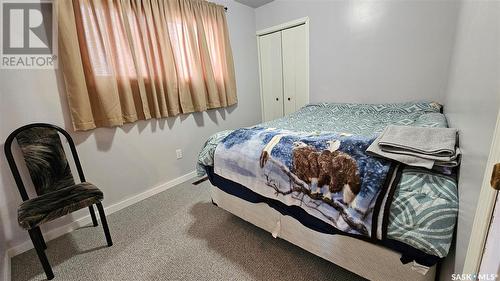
[{"x1": 367, "y1": 125, "x2": 460, "y2": 169}]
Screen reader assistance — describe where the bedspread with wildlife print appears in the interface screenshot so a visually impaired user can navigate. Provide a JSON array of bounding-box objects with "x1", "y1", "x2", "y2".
[
  {"x1": 214, "y1": 127, "x2": 393, "y2": 237},
  {"x1": 200, "y1": 102, "x2": 458, "y2": 258}
]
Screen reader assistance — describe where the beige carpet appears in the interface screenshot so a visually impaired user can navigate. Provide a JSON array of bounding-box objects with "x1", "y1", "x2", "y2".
[{"x1": 11, "y1": 179, "x2": 366, "y2": 281}]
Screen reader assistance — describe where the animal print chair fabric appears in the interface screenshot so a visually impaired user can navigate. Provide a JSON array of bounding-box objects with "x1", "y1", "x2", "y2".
[
  {"x1": 18, "y1": 182, "x2": 103, "y2": 229},
  {"x1": 14, "y1": 127, "x2": 103, "y2": 229},
  {"x1": 16, "y1": 127, "x2": 75, "y2": 195}
]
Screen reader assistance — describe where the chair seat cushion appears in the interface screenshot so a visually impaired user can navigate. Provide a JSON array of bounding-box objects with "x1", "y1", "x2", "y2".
[{"x1": 18, "y1": 182, "x2": 103, "y2": 229}]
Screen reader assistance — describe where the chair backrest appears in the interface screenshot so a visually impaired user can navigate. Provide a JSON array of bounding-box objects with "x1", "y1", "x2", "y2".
[{"x1": 4, "y1": 123, "x2": 86, "y2": 201}]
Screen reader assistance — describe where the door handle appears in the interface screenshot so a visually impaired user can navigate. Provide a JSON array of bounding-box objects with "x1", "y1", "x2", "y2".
[
  {"x1": 288, "y1": 97, "x2": 291, "y2": 101},
  {"x1": 491, "y1": 163, "x2": 500, "y2": 190},
  {"x1": 276, "y1": 97, "x2": 279, "y2": 101}
]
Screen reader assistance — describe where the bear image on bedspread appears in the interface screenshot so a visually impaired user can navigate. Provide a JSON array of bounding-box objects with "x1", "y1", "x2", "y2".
[{"x1": 291, "y1": 140, "x2": 361, "y2": 204}]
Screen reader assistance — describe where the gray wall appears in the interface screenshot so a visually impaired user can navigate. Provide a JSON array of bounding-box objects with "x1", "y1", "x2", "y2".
[
  {"x1": 0, "y1": 0, "x2": 260, "y2": 278},
  {"x1": 255, "y1": 0, "x2": 460, "y2": 104},
  {"x1": 443, "y1": 0, "x2": 500, "y2": 276}
]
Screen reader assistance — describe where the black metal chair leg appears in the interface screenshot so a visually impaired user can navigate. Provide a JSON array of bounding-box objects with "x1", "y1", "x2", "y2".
[
  {"x1": 89, "y1": 205, "x2": 98, "y2": 227},
  {"x1": 96, "y1": 202, "x2": 113, "y2": 247},
  {"x1": 28, "y1": 230, "x2": 54, "y2": 280},
  {"x1": 34, "y1": 227, "x2": 47, "y2": 249}
]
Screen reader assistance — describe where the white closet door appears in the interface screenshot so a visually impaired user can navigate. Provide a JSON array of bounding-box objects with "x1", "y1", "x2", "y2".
[
  {"x1": 259, "y1": 32, "x2": 284, "y2": 122},
  {"x1": 282, "y1": 24, "x2": 307, "y2": 115}
]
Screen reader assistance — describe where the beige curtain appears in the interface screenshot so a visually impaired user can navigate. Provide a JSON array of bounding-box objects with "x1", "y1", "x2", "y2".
[{"x1": 58, "y1": 0, "x2": 237, "y2": 131}]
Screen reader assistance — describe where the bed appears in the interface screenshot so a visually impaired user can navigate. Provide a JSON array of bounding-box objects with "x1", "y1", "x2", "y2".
[{"x1": 197, "y1": 102, "x2": 458, "y2": 281}]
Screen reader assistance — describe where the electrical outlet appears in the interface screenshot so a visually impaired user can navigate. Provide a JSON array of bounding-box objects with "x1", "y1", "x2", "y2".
[{"x1": 176, "y1": 149, "x2": 183, "y2": 159}]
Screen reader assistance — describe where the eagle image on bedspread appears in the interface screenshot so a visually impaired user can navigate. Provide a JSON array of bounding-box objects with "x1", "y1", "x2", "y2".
[{"x1": 213, "y1": 127, "x2": 393, "y2": 237}]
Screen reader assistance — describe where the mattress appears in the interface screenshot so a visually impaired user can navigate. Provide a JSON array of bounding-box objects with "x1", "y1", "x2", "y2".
[
  {"x1": 197, "y1": 101, "x2": 458, "y2": 260},
  {"x1": 210, "y1": 183, "x2": 437, "y2": 281},
  {"x1": 205, "y1": 165, "x2": 441, "y2": 266}
]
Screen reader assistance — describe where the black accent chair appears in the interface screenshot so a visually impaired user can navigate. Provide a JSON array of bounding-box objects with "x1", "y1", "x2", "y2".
[{"x1": 4, "y1": 123, "x2": 112, "y2": 280}]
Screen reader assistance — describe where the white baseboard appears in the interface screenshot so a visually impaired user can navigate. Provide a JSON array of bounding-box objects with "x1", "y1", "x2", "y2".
[
  {"x1": 104, "y1": 170, "x2": 197, "y2": 215},
  {"x1": 3, "y1": 252, "x2": 10, "y2": 281},
  {"x1": 4, "y1": 170, "x2": 197, "y2": 280}
]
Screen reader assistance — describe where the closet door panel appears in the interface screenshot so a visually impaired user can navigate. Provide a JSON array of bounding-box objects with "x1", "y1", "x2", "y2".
[
  {"x1": 282, "y1": 24, "x2": 307, "y2": 115},
  {"x1": 259, "y1": 32, "x2": 284, "y2": 122}
]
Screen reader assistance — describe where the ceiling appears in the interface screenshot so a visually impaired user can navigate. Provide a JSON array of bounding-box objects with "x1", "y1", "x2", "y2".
[{"x1": 234, "y1": 0, "x2": 275, "y2": 8}]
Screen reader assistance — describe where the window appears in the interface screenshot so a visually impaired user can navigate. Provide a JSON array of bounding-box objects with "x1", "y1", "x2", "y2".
[{"x1": 59, "y1": 0, "x2": 237, "y2": 130}]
